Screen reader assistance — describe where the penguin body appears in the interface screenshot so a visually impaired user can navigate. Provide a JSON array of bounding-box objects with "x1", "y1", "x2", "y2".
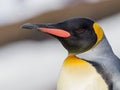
[
  {"x1": 21, "y1": 18, "x2": 120, "y2": 90},
  {"x1": 58, "y1": 35, "x2": 120, "y2": 90},
  {"x1": 57, "y1": 54, "x2": 108, "y2": 90},
  {"x1": 76, "y1": 35, "x2": 120, "y2": 90}
]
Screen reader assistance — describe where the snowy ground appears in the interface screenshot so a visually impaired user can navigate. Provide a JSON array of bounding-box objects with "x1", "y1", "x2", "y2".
[{"x1": 0, "y1": 13, "x2": 120, "y2": 90}]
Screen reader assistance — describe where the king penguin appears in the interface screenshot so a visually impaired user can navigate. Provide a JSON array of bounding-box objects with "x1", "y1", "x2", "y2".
[{"x1": 21, "y1": 18, "x2": 120, "y2": 90}]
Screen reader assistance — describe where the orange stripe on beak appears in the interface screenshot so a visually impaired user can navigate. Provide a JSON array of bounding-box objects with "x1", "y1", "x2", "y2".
[{"x1": 39, "y1": 28, "x2": 71, "y2": 38}]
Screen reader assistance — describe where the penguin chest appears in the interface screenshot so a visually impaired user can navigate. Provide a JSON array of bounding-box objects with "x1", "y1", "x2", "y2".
[{"x1": 57, "y1": 55, "x2": 108, "y2": 90}]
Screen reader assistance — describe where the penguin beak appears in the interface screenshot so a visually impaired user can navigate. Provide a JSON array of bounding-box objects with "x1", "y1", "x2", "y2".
[{"x1": 21, "y1": 23, "x2": 71, "y2": 38}]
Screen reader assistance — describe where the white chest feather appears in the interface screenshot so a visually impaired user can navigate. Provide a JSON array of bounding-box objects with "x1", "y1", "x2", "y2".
[{"x1": 57, "y1": 55, "x2": 108, "y2": 90}]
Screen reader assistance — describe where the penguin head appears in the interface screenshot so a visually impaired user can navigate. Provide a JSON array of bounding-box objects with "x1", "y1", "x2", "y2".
[{"x1": 21, "y1": 18, "x2": 104, "y2": 54}]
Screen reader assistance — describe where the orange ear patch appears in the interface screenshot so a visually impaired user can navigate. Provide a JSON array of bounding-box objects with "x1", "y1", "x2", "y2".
[{"x1": 93, "y1": 23, "x2": 104, "y2": 45}]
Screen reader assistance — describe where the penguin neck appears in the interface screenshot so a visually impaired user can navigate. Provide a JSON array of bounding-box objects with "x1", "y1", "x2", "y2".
[
  {"x1": 57, "y1": 35, "x2": 120, "y2": 90},
  {"x1": 76, "y1": 35, "x2": 120, "y2": 89},
  {"x1": 76, "y1": 35, "x2": 114, "y2": 60},
  {"x1": 57, "y1": 36, "x2": 110, "y2": 90}
]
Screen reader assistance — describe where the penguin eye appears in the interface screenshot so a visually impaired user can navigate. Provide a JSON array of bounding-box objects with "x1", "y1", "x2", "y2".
[{"x1": 76, "y1": 29, "x2": 84, "y2": 33}]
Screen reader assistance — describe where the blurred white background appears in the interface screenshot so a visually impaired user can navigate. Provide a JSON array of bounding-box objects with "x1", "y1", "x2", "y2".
[
  {"x1": 0, "y1": 0, "x2": 120, "y2": 90},
  {"x1": 0, "y1": 0, "x2": 68, "y2": 26}
]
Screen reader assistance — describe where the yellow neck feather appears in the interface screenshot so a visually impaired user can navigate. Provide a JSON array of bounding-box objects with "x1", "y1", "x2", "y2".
[
  {"x1": 57, "y1": 54, "x2": 108, "y2": 90},
  {"x1": 93, "y1": 23, "x2": 104, "y2": 46}
]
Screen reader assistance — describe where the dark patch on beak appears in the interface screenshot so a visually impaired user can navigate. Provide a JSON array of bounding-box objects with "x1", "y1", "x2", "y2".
[{"x1": 21, "y1": 23, "x2": 39, "y2": 30}]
